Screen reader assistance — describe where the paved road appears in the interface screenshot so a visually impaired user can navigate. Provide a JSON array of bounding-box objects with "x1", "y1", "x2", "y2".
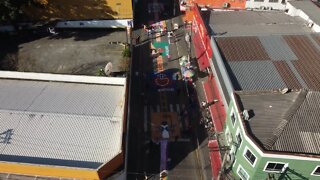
[{"x1": 127, "y1": 0, "x2": 206, "y2": 179}]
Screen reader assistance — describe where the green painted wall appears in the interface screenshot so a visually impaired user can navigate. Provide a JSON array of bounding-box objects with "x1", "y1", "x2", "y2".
[{"x1": 224, "y1": 97, "x2": 320, "y2": 180}]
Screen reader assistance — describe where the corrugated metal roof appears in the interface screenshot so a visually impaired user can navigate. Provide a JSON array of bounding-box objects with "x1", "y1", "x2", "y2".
[
  {"x1": 284, "y1": 35, "x2": 320, "y2": 90},
  {"x1": 228, "y1": 61, "x2": 286, "y2": 90},
  {"x1": 209, "y1": 11, "x2": 312, "y2": 37},
  {"x1": 0, "y1": 78, "x2": 125, "y2": 169},
  {"x1": 237, "y1": 90, "x2": 300, "y2": 151},
  {"x1": 259, "y1": 36, "x2": 298, "y2": 61},
  {"x1": 216, "y1": 37, "x2": 270, "y2": 61},
  {"x1": 273, "y1": 61, "x2": 304, "y2": 89},
  {"x1": 289, "y1": 0, "x2": 320, "y2": 26},
  {"x1": 238, "y1": 90, "x2": 320, "y2": 154},
  {"x1": 273, "y1": 91, "x2": 320, "y2": 154},
  {"x1": 216, "y1": 34, "x2": 320, "y2": 91},
  {"x1": 312, "y1": 34, "x2": 320, "y2": 46}
]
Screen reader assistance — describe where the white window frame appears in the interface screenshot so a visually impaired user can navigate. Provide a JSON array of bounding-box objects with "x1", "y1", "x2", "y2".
[
  {"x1": 233, "y1": 159, "x2": 237, "y2": 168},
  {"x1": 225, "y1": 127, "x2": 233, "y2": 145},
  {"x1": 311, "y1": 165, "x2": 320, "y2": 176},
  {"x1": 230, "y1": 108, "x2": 236, "y2": 127},
  {"x1": 236, "y1": 128, "x2": 243, "y2": 149},
  {"x1": 263, "y1": 161, "x2": 288, "y2": 173},
  {"x1": 243, "y1": 146, "x2": 257, "y2": 167},
  {"x1": 237, "y1": 164, "x2": 250, "y2": 180}
]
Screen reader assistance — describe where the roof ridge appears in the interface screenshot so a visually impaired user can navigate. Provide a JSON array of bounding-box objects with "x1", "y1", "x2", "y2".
[{"x1": 264, "y1": 89, "x2": 308, "y2": 150}]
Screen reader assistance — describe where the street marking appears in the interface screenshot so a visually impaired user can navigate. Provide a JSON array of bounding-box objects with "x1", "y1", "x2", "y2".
[
  {"x1": 177, "y1": 138, "x2": 191, "y2": 142},
  {"x1": 144, "y1": 106, "x2": 148, "y2": 132},
  {"x1": 176, "y1": 104, "x2": 180, "y2": 113},
  {"x1": 170, "y1": 104, "x2": 174, "y2": 112},
  {"x1": 157, "y1": 56, "x2": 164, "y2": 72},
  {"x1": 156, "y1": 33, "x2": 161, "y2": 42}
]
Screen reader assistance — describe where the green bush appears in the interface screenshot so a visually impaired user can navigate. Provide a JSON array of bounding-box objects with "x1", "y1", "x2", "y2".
[{"x1": 122, "y1": 47, "x2": 131, "y2": 58}]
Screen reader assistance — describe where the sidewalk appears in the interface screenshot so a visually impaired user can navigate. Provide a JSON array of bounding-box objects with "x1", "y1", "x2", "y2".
[{"x1": 171, "y1": 15, "x2": 213, "y2": 180}]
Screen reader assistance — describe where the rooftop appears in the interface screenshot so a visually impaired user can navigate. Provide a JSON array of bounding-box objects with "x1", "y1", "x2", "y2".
[
  {"x1": 0, "y1": 71, "x2": 126, "y2": 169},
  {"x1": 289, "y1": 0, "x2": 320, "y2": 26},
  {"x1": 237, "y1": 89, "x2": 320, "y2": 155},
  {"x1": 208, "y1": 11, "x2": 313, "y2": 37},
  {"x1": 214, "y1": 33, "x2": 320, "y2": 91}
]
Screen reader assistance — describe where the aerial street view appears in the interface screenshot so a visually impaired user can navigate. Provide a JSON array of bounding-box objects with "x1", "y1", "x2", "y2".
[{"x1": 0, "y1": 0, "x2": 320, "y2": 179}]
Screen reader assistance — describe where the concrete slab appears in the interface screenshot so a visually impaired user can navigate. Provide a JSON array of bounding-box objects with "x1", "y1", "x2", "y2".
[{"x1": 1, "y1": 29, "x2": 128, "y2": 75}]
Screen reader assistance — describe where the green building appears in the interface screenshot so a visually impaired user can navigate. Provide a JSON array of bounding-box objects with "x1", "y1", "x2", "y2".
[
  {"x1": 221, "y1": 89, "x2": 320, "y2": 180},
  {"x1": 205, "y1": 7, "x2": 320, "y2": 180}
]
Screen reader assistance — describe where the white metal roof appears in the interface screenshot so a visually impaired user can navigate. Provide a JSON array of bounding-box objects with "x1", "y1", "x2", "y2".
[{"x1": 0, "y1": 71, "x2": 126, "y2": 169}]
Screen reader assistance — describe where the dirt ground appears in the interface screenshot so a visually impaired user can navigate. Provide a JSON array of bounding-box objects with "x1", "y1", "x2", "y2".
[{"x1": 0, "y1": 29, "x2": 128, "y2": 76}]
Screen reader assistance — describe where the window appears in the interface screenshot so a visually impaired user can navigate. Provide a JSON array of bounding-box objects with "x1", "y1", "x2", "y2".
[
  {"x1": 237, "y1": 165, "x2": 250, "y2": 180},
  {"x1": 231, "y1": 113, "x2": 236, "y2": 126},
  {"x1": 269, "y1": 0, "x2": 278, "y2": 2},
  {"x1": 244, "y1": 147, "x2": 257, "y2": 166},
  {"x1": 264, "y1": 162, "x2": 287, "y2": 172},
  {"x1": 254, "y1": 0, "x2": 264, "y2": 2},
  {"x1": 236, "y1": 129, "x2": 242, "y2": 147},
  {"x1": 230, "y1": 108, "x2": 236, "y2": 126},
  {"x1": 311, "y1": 166, "x2": 320, "y2": 176}
]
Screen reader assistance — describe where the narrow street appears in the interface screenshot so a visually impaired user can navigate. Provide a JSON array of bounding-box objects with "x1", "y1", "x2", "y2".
[{"x1": 127, "y1": 0, "x2": 210, "y2": 179}]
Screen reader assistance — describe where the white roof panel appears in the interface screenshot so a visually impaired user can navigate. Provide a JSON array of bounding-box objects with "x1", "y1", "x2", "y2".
[{"x1": 0, "y1": 76, "x2": 126, "y2": 169}]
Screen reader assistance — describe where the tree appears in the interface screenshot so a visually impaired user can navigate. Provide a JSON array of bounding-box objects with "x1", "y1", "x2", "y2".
[
  {"x1": 33, "y1": 0, "x2": 48, "y2": 6},
  {"x1": 0, "y1": 0, "x2": 20, "y2": 23},
  {"x1": 0, "y1": 0, "x2": 46, "y2": 23}
]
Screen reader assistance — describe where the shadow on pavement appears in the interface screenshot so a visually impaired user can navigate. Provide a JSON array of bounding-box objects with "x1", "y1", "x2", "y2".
[{"x1": 49, "y1": 28, "x2": 116, "y2": 41}]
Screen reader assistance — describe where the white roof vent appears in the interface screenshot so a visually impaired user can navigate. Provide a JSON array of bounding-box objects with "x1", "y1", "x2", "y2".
[
  {"x1": 281, "y1": 88, "x2": 289, "y2": 94},
  {"x1": 243, "y1": 110, "x2": 249, "y2": 121}
]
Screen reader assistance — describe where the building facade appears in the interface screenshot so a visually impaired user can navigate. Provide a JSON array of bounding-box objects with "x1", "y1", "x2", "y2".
[
  {"x1": 0, "y1": 71, "x2": 127, "y2": 180},
  {"x1": 245, "y1": 0, "x2": 287, "y2": 10},
  {"x1": 222, "y1": 92, "x2": 320, "y2": 180}
]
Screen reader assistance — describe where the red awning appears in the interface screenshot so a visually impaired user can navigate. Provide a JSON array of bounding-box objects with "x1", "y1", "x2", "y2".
[
  {"x1": 192, "y1": 31, "x2": 210, "y2": 71},
  {"x1": 208, "y1": 140, "x2": 222, "y2": 178},
  {"x1": 202, "y1": 75, "x2": 226, "y2": 132},
  {"x1": 197, "y1": 48, "x2": 210, "y2": 71}
]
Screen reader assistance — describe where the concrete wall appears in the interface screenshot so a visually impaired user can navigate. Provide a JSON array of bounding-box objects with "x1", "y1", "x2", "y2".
[
  {"x1": 194, "y1": 0, "x2": 246, "y2": 9},
  {"x1": 210, "y1": 37, "x2": 234, "y2": 110},
  {"x1": 286, "y1": 2, "x2": 320, "y2": 33},
  {"x1": 245, "y1": 0, "x2": 287, "y2": 10},
  {"x1": 0, "y1": 162, "x2": 99, "y2": 179}
]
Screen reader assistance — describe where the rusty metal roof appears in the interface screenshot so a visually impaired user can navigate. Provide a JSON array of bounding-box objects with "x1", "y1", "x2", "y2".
[{"x1": 216, "y1": 34, "x2": 320, "y2": 91}]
